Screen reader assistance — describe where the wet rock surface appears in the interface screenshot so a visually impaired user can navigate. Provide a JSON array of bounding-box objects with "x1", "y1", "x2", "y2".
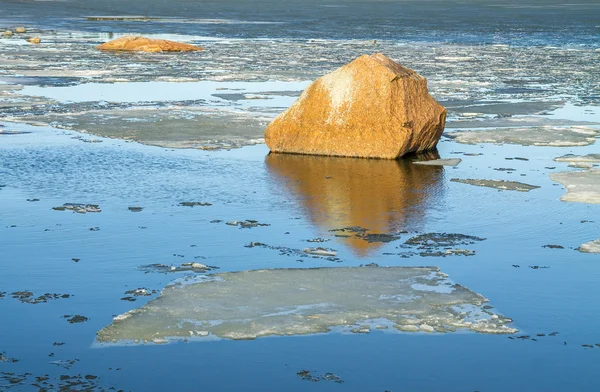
[{"x1": 451, "y1": 178, "x2": 540, "y2": 192}]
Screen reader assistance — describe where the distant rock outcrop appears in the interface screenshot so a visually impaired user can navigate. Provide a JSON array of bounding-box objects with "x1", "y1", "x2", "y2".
[
  {"x1": 265, "y1": 53, "x2": 446, "y2": 159},
  {"x1": 96, "y1": 36, "x2": 203, "y2": 53}
]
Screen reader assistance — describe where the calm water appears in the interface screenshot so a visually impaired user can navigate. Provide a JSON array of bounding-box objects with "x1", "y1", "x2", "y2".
[{"x1": 1, "y1": 0, "x2": 600, "y2": 391}]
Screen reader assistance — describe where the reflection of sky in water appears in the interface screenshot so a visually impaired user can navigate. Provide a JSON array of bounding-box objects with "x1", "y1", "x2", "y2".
[{"x1": 548, "y1": 102, "x2": 600, "y2": 123}]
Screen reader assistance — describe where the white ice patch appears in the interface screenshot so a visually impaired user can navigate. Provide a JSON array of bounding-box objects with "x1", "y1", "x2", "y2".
[{"x1": 96, "y1": 266, "x2": 516, "y2": 344}]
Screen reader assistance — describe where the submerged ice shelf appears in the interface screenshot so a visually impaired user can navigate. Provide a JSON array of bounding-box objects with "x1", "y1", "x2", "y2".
[{"x1": 96, "y1": 266, "x2": 517, "y2": 344}]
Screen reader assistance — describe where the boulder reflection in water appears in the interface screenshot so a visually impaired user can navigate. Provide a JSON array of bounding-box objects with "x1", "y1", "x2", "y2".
[{"x1": 265, "y1": 152, "x2": 446, "y2": 256}]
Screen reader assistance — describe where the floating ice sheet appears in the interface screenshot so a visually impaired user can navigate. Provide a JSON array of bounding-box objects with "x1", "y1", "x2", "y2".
[
  {"x1": 447, "y1": 126, "x2": 600, "y2": 147},
  {"x1": 578, "y1": 239, "x2": 600, "y2": 254},
  {"x1": 550, "y1": 169, "x2": 600, "y2": 204},
  {"x1": 451, "y1": 178, "x2": 540, "y2": 192},
  {"x1": 413, "y1": 158, "x2": 461, "y2": 166},
  {"x1": 96, "y1": 266, "x2": 516, "y2": 344},
  {"x1": 554, "y1": 154, "x2": 600, "y2": 164}
]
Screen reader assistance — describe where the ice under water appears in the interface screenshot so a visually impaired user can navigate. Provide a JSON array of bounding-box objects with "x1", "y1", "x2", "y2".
[
  {"x1": 97, "y1": 266, "x2": 516, "y2": 343},
  {"x1": 1, "y1": 0, "x2": 600, "y2": 391}
]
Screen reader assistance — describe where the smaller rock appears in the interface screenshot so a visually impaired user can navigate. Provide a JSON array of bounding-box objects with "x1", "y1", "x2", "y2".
[
  {"x1": 97, "y1": 36, "x2": 203, "y2": 52},
  {"x1": 128, "y1": 206, "x2": 143, "y2": 212},
  {"x1": 26, "y1": 37, "x2": 40, "y2": 44},
  {"x1": 2, "y1": 31, "x2": 13, "y2": 37}
]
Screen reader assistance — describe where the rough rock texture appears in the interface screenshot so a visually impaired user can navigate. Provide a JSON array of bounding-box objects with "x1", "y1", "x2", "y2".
[
  {"x1": 96, "y1": 36, "x2": 203, "y2": 53},
  {"x1": 265, "y1": 53, "x2": 446, "y2": 159}
]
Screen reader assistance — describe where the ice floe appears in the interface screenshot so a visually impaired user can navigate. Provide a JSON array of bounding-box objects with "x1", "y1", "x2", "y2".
[{"x1": 96, "y1": 266, "x2": 516, "y2": 344}]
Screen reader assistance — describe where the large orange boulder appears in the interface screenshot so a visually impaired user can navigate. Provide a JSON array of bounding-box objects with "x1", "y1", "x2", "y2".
[
  {"x1": 96, "y1": 36, "x2": 203, "y2": 53},
  {"x1": 265, "y1": 53, "x2": 446, "y2": 159}
]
